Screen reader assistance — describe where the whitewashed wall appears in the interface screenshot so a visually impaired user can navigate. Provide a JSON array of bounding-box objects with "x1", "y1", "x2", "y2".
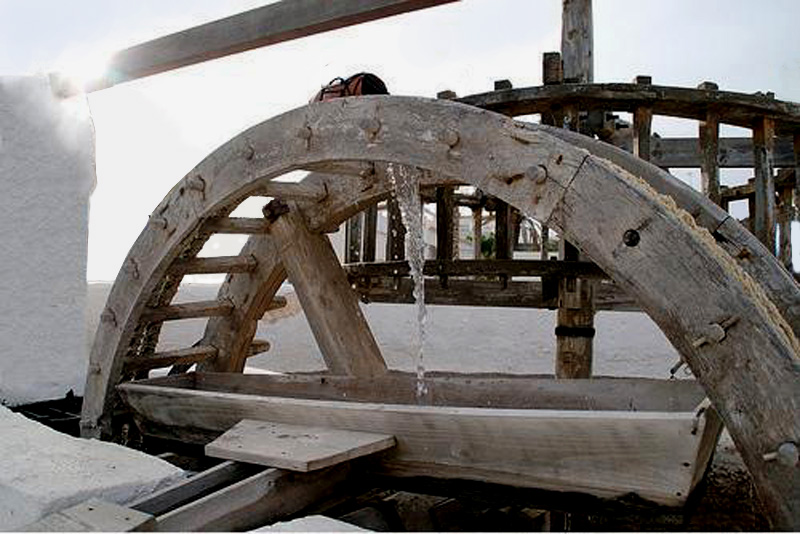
[{"x1": 0, "y1": 76, "x2": 95, "y2": 405}]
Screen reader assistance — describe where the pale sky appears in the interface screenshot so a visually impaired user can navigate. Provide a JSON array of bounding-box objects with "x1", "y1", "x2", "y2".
[{"x1": 1, "y1": 0, "x2": 799, "y2": 280}]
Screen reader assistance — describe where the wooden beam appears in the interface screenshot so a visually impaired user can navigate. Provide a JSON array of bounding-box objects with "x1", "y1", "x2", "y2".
[
  {"x1": 778, "y1": 186, "x2": 793, "y2": 271},
  {"x1": 363, "y1": 204, "x2": 378, "y2": 262},
  {"x1": 472, "y1": 207, "x2": 483, "y2": 259},
  {"x1": 129, "y1": 461, "x2": 260, "y2": 516},
  {"x1": 436, "y1": 187, "x2": 456, "y2": 261},
  {"x1": 561, "y1": 0, "x2": 593, "y2": 83},
  {"x1": 652, "y1": 136, "x2": 796, "y2": 168},
  {"x1": 123, "y1": 345, "x2": 218, "y2": 373},
  {"x1": 265, "y1": 200, "x2": 387, "y2": 376},
  {"x1": 206, "y1": 217, "x2": 270, "y2": 235},
  {"x1": 172, "y1": 255, "x2": 257, "y2": 275},
  {"x1": 77, "y1": 0, "x2": 458, "y2": 93},
  {"x1": 22, "y1": 499, "x2": 155, "y2": 532},
  {"x1": 343, "y1": 259, "x2": 608, "y2": 279},
  {"x1": 633, "y1": 76, "x2": 653, "y2": 162},
  {"x1": 753, "y1": 116, "x2": 777, "y2": 251},
  {"x1": 697, "y1": 82, "x2": 721, "y2": 205},
  {"x1": 154, "y1": 464, "x2": 353, "y2": 531},
  {"x1": 794, "y1": 133, "x2": 800, "y2": 213},
  {"x1": 141, "y1": 299, "x2": 234, "y2": 323},
  {"x1": 344, "y1": 213, "x2": 363, "y2": 263}
]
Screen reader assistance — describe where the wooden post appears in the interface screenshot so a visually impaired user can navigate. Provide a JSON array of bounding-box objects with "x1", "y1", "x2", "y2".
[
  {"x1": 557, "y1": 0, "x2": 595, "y2": 380},
  {"x1": 363, "y1": 204, "x2": 378, "y2": 262},
  {"x1": 778, "y1": 185, "x2": 793, "y2": 271},
  {"x1": 472, "y1": 207, "x2": 482, "y2": 259},
  {"x1": 540, "y1": 225, "x2": 550, "y2": 260},
  {"x1": 698, "y1": 82, "x2": 721, "y2": 205},
  {"x1": 753, "y1": 116, "x2": 776, "y2": 252},
  {"x1": 632, "y1": 76, "x2": 653, "y2": 161},
  {"x1": 495, "y1": 202, "x2": 513, "y2": 260},
  {"x1": 540, "y1": 54, "x2": 559, "y2": 263},
  {"x1": 436, "y1": 186, "x2": 455, "y2": 287},
  {"x1": 561, "y1": 0, "x2": 593, "y2": 84},
  {"x1": 264, "y1": 200, "x2": 387, "y2": 376},
  {"x1": 344, "y1": 213, "x2": 363, "y2": 263},
  {"x1": 794, "y1": 133, "x2": 800, "y2": 214},
  {"x1": 385, "y1": 198, "x2": 406, "y2": 261}
]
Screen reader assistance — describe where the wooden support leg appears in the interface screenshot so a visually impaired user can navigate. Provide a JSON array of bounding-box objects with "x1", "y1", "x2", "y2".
[
  {"x1": 264, "y1": 200, "x2": 387, "y2": 377},
  {"x1": 345, "y1": 212, "x2": 363, "y2": 263},
  {"x1": 778, "y1": 186, "x2": 793, "y2": 271},
  {"x1": 436, "y1": 186, "x2": 455, "y2": 287},
  {"x1": 753, "y1": 116, "x2": 776, "y2": 252},
  {"x1": 472, "y1": 207, "x2": 482, "y2": 259},
  {"x1": 698, "y1": 82, "x2": 721, "y2": 205},
  {"x1": 632, "y1": 77, "x2": 653, "y2": 161},
  {"x1": 555, "y1": 242, "x2": 595, "y2": 379}
]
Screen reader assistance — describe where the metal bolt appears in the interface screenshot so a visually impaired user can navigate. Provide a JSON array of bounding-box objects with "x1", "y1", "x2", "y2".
[
  {"x1": 100, "y1": 308, "x2": 117, "y2": 327},
  {"x1": 763, "y1": 442, "x2": 799, "y2": 467},
  {"x1": 187, "y1": 175, "x2": 205, "y2": 192},
  {"x1": 150, "y1": 215, "x2": 168, "y2": 229},
  {"x1": 525, "y1": 165, "x2": 548, "y2": 185},
  {"x1": 622, "y1": 229, "x2": 640, "y2": 247},
  {"x1": 441, "y1": 129, "x2": 460, "y2": 148}
]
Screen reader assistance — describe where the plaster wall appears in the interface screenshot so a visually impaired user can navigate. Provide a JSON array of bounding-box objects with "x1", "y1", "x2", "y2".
[{"x1": 0, "y1": 75, "x2": 95, "y2": 405}]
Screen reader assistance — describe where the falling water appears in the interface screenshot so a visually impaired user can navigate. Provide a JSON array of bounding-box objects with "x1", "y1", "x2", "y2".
[{"x1": 387, "y1": 163, "x2": 428, "y2": 399}]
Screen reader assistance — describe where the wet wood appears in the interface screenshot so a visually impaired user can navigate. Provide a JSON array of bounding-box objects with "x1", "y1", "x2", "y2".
[
  {"x1": 206, "y1": 217, "x2": 270, "y2": 234},
  {"x1": 363, "y1": 204, "x2": 378, "y2": 262},
  {"x1": 266, "y1": 201, "x2": 387, "y2": 376},
  {"x1": 344, "y1": 213, "x2": 363, "y2": 263},
  {"x1": 385, "y1": 198, "x2": 406, "y2": 261}
]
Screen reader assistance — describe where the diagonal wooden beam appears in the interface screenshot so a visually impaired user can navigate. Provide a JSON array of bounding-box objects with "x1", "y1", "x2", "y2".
[{"x1": 78, "y1": 0, "x2": 458, "y2": 93}]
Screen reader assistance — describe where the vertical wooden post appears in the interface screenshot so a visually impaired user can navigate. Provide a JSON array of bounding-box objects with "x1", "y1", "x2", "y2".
[
  {"x1": 540, "y1": 225, "x2": 550, "y2": 260},
  {"x1": 778, "y1": 185, "x2": 793, "y2": 271},
  {"x1": 472, "y1": 207, "x2": 482, "y2": 259},
  {"x1": 436, "y1": 186, "x2": 455, "y2": 287},
  {"x1": 363, "y1": 204, "x2": 378, "y2": 262},
  {"x1": 632, "y1": 76, "x2": 653, "y2": 161},
  {"x1": 264, "y1": 200, "x2": 387, "y2": 377},
  {"x1": 794, "y1": 133, "x2": 800, "y2": 214},
  {"x1": 698, "y1": 81, "x2": 721, "y2": 205},
  {"x1": 495, "y1": 202, "x2": 513, "y2": 260},
  {"x1": 344, "y1": 213, "x2": 363, "y2": 263},
  {"x1": 557, "y1": 0, "x2": 595, "y2": 380},
  {"x1": 385, "y1": 198, "x2": 406, "y2": 261},
  {"x1": 561, "y1": 0, "x2": 593, "y2": 84},
  {"x1": 753, "y1": 116, "x2": 776, "y2": 252},
  {"x1": 540, "y1": 53, "x2": 559, "y2": 264}
]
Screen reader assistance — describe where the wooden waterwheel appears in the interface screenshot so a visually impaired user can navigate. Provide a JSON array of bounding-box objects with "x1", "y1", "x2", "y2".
[{"x1": 81, "y1": 95, "x2": 800, "y2": 529}]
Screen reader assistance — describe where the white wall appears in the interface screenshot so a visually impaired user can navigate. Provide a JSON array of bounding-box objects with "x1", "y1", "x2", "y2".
[{"x1": 0, "y1": 75, "x2": 95, "y2": 405}]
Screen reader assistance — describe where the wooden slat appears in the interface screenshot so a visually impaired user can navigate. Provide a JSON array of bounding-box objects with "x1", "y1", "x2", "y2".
[
  {"x1": 206, "y1": 419, "x2": 395, "y2": 471},
  {"x1": 141, "y1": 300, "x2": 234, "y2": 323},
  {"x1": 123, "y1": 345, "x2": 218, "y2": 373},
  {"x1": 154, "y1": 464, "x2": 352, "y2": 532},
  {"x1": 632, "y1": 77, "x2": 653, "y2": 162},
  {"x1": 778, "y1": 186, "x2": 793, "y2": 270},
  {"x1": 267, "y1": 200, "x2": 387, "y2": 376},
  {"x1": 753, "y1": 116, "x2": 777, "y2": 250},
  {"x1": 697, "y1": 82, "x2": 721, "y2": 204},
  {"x1": 345, "y1": 258, "x2": 607, "y2": 279},
  {"x1": 129, "y1": 461, "x2": 259, "y2": 516},
  {"x1": 206, "y1": 217, "x2": 270, "y2": 235},
  {"x1": 651, "y1": 136, "x2": 796, "y2": 168},
  {"x1": 172, "y1": 255, "x2": 257, "y2": 274},
  {"x1": 472, "y1": 207, "x2": 483, "y2": 259},
  {"x1": 79, "y1": 0, "x2": 457, "y2": 92}
]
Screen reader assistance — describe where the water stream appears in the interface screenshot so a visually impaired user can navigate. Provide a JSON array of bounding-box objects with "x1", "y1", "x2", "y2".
[{"x1": 387, "y1": 163, "x2": 428, "y2": 399}]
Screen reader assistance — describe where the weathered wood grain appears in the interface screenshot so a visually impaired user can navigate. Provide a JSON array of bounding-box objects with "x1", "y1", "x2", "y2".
[
  {"x1": 206, "y1": 419, "x2": 395, "y2": 471},
  {"x1": 22, "y1": 499, "x2": 154, "y2": 532},
  {"x1": 753, "y1": 117, "x2": 777, "y2": 250},
  {"x1": 561, "y1": 0, "x2": 593, "y2": 84},
  {"x1": 140, "y1": 299, "x2": 234, "y2": 323},
  {"x1": 172, "y1": 255, "x2": 257, "y2": 275},
  {"x1": 344, "y1": 258, "x2": 607, "y2": 279}
]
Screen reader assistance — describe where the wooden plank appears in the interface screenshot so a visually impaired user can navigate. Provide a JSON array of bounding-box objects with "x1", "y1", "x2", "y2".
[
  {"x1": 778, "y1": 186, "x2": 793, "y2": 271},
  {"x1": 129, "y1": 461, "x2": 259, "y2": 516},
  {"x1": 561, "y1": 0, "x2": 593, "y2": 83},
  {"x1": 154, "y1": 464, "x2": 352, "y2": 532},
  {"x1": 697, "y1": 82, "x2": 721, "y2": 204},
  {"x1": 633, "y1": 77, "x2": 653, "y2": 161},
  {"x1": 344, "y1": 259, "x2": 608, "y2": 279},
  {"x1": 206, "y1": 217, "x2": 270, "y2": 234},
  {"x1": 266, "y1": 200, "x2": 387, "y2": 376},
  {"x1": 78, "y1": 0, "x2": 457, "y2": 92},
  {"x1": 651, "y1": 136, "x2": 796, "y2": 168},
  {"x1": 436, "y1": 187, "x2": 456, "y2": 261},
  {"x1": 124, "y1": 345, "x2": 218, "y2": 373},
  {"x1": 140, "y1": 299, "x2": 234, "y2": 322},
  {"x1": 351, "y1": 276, "x2": 635, "y2": 311},
  {"x1": 119, "y1": 381, "x2": 710, "y2": 507},
  {"x1": 495, "y1": 201, "x2": 513, "y2": 260},
  {"x1": 472, "y1": 207, "x2": 483, "y2": 258},
  {"x1": 172, "y1": 255, "x2": 257, "y2": 274},
  {"x1": 188, "y1": 371, "x2": 709, "y2": 413},
  {"x1": 206, "y1": 419, "x2": 395, "y2": 471},
  {"x1": 795, "y1": 133, "x2": 800, "y2": 217},
  {"x1": 753, "y1": 116, "x2": 777, "y2": 251},
  {"x1": 22, "y1": 499, "x2": 154, "y2": 532}
]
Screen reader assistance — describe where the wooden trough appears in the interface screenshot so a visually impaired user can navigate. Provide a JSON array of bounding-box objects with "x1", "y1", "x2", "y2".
[{"x1": 119, "y1": 372, "x2": 721, "y2": 507}]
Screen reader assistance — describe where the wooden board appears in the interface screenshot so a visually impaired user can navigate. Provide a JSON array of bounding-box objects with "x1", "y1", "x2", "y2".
[
  {"x1": 206, "y1": 419, "x2": 395, "y2": 471},
  {"x1": 22, "y1": 499, "x2": 154, "y2": 532},
  {"x1": 119, "y1": 379, "x2": 716, "y2": 507}
]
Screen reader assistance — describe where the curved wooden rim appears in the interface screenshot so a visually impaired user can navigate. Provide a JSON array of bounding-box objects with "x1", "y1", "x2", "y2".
[
  {"x1": 458, "y1": 83, "x2": 800, "y2": 134},
  {"x1": 82, "y1": 96, "x2": 800, "y2": 528}
]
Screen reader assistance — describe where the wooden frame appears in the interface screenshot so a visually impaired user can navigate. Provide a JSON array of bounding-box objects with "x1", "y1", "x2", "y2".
[{"x1": 81, "y1": 96, "x2": 800, "y2": 528}]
